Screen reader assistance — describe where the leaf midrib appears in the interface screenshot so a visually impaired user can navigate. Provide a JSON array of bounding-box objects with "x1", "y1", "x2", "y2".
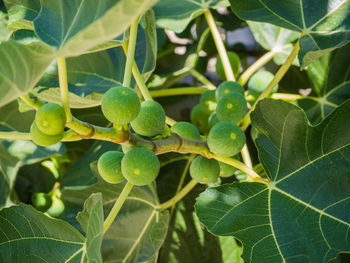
[{"x1": 0, "y1": 236, "x2": 84, "y2": 246}]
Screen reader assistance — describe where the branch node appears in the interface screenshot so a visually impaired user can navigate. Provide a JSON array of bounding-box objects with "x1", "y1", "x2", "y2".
[
  {"x1": 74, "y1": 123, "x2": 95, "y2": 139},
  {"x1": 172, "y1": 133, "x2": 183, "y2": 152}
]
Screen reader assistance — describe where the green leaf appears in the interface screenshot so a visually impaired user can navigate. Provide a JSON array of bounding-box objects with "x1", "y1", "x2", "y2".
[
  {"x1": 4, "y1": 0, "x2": 40, "y2": 30},
  {"x1": 154, "y1": 0, "x2": 229, "y2": 33},
  {"x1": 219, "y1": 237, "x2": 243, "y2": 263},
  {"x1": 0, "y1": 203, "x2": 86, "y2": 262},
  {"x1": 0, "y1": 194, "x2": 104, "y2": 262},
  {"x1": 62, "y1": 179, "x2": 169, "y2": 263},
  {"x1": 34, "y1": 10, "x2": 157, "y2": 108},
  {"x1": 0, "y1": 143, "x2": 20, "y2": 208},
  {"x1": 297, "y1": 44, "x2": 350, "y2": 124},
  {"x1": 77, "y1": 193, "x2": 104, "y2": 263},
  {"x1": 247, "y1": 21, "x2": 299, "y2": 65},
  {"x1": 33, "y1": 0, "x2": 158, "y2": 57},
  {"x1": 229, "y1": 0, "x2": 350, "y2": 67},
  {"x1": 196, "y1": 99, "x2": 350, "y2": 263},
  {"x1": 0, "y1": 41, "x2": 54, "y2": 107},
  {"x1": 0, "y1": 11, "x2": 12, "y2": 42},
  {"x1": 0, "y1": 101, "x2": 35, "y2": 132}
]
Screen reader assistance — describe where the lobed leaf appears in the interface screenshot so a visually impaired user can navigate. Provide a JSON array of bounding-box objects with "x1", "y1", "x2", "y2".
[
  {"x1": 62, "y1": 179, "x2": 169, "y2": 263},
  {"x1": 196, "y1": 99, "x2": 350, "y2": 263},
  {"x1": 229, "y1": 0, "x2": 350, "y2": 66},
  {"x1": 33, "y1": 0, "x2": 158, "y2": 57},
  {"x1": 0, "y1": 41, "x2": 54, "y2": 107},
  {"x1": 297, "y1": 43, "x2": 350, "y2": 124},
  {"x1": 0, "y1": 193, "x2": 104, "y2": 262}
]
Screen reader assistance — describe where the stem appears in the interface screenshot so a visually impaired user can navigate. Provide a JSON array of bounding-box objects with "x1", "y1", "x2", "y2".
[
  {"x1": 150, "y1": 87, "x2": 208, "y2": 97},
  {"x1": 238, "y1": 50, "x2": 275, "y2": 86},
  {"x1": 123, "y1": 19, "x2": 139, "y2": 87},
  {"x1": 103, "y1": 182, "x2": 134, "y2": 233},
  {"x1": 204, "y1": 9, "x2": 235, "y2": 81},
  {"x1": 0, "y1": 131, "x2": 32, "y2": 140},
  {"x1": 241, "y1": 144, "x2": 253, "y2": 168},
  {"x1": 132, "y1": 62, "x2": 154, "y2": 101},
  {"x1": 170, "y1": 155, "x2": 195, "y2": 213},
  {"x1": 212, "y1": 154, "x2": 268, "y2": 185},
  {"x1": 241, "y1": 41, "x2": 300, "y2": 130},
  {"x1": 190, "y1": 69, "x2": 216, "y2": 89},
  {"x1": 19, "y1": 95, "x2": 44, "y2": 110},
  {"x1": 271, "y1": 93, "x2": 304, "y2": 101},
  {"x1": 122, "y1": 43, "x2": 154, "y2": 101},
  {"x1": 160, "y1": 156, "x2": 190, "y2": 168},
  {"x1": 57, "y1": 57, "x2": 72, "y2": 123},
  {"x1": 166, "y1": 116, "x2": 176, "y2": 126},
  {"x1": 162, "y1": 68, "x2": 191, "y2": 89},
  {"x1": 157, "y1": 180, "x2": 198, "y2": 210}
]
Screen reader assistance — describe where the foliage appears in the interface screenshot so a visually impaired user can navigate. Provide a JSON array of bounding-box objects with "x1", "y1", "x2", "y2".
[{"x1": 0, "y1": 0, "x2": 349, "y2": 262}]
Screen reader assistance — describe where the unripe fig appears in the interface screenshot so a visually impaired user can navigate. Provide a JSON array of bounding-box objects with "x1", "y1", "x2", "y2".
[
  {"x1": 30, "y1": 121, "x2": 63, "y2": 146},
  {"x1": 130, "y1": 101, "x2": 165, "y2": 137},
  {"x1": 31, "y1": 192, "x2": 52, "y2": 212},
  {"x1": 216, "y1": 81, "x2": 244, "y2": 101},
  {"x1": 207, "y1": 122, "x2": 245, "y2": 157},
  {"x1": 219, "y1": 156, "x2": 239, "y2": 178},
  {"x1": 199, "y1": 90, "x2": 217, "y2": 114},
  {"x1": 170, "y1": 121, "x2": 201, "y2": 140},
  {"x1": 190, "y1": 104, "x2": 210, "y2": 134},
  {"x1": 216, "y1": 92, "x2": 247, "y2": 124},
  {"x1": 248, "y1": 71, "x2": 278, "y2": 98},
  {"x1": 216, "y1": 51, "x2": 241, "y2": 80},
  {"x1": 190, "y1": 155, "x2": 220, "y2": 184},
  {"x1": 121, "y1": 148, "x2": 160, "y2": 186},
  {"x1": 46, "y1": 196, "x2": 65, "y2": 217},
  {"x1": 97, "y1": 151, "x2": 124, "y2": 184},
  {"x1": 101, "y1": 86, "x2": 140, "y2": 124},
  {"x1": 208, "y1": 112, "x2": 219, "y2": 129},
  {"x1": 35, "y1": 103, "x2": 66, "y2": 135}
]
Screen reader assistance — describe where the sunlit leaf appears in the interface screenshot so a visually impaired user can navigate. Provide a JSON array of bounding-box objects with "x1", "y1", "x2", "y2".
[
  {"x1": 0, "y1": 41, "x2": 54, "y2": 107},
  {"x1": 196, "y1": 99, "x2": 350, "y2": 263},
  {"x1": 33, "y1": 0, "x2": 158, "y2": 57},
  {"x1": 297, "y1": 43, "x2": 350, "y2": 124},
  {"x1": 154, "y1": 0, "x2": 229, "y2": 33},
  {"x1": 247, "y1": 21, "x2": 299, "y2": 65},
  {"x1": 62, "y1": 179, "x2": 169, "y2": 263},
  {"x1": 0, "y1": 194, "x2": 104, "y2": 262},
  {"x1": 230, "y1": 0, "x2": 350, "y2": 66}
]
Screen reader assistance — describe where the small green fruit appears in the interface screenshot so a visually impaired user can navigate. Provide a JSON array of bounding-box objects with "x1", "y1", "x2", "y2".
[
  {"x1": 101, "y1": 86, "x2": 140, "y2": 124},
  {"x1": 47, "y1": 196, "x2": 65, "y2": 217},
  {"x1": 248, "y1": 71, "x2": 278, "y2": 98},
  {"x1": 97, "y1": 151, "x2": 124, "y2": 184},
  {"x1": 190, "y1": 104, "x2": 210, "y2": 134},
  {"x1": 121, "y1": 148, "x2": 160, "y2": 186},
  {"x1": 208, "y1": 112, "x2": 219, "y2": 129},
  {"x1": 170, "y1": 122, "x2": 201, "y2": 140},
  {"x1": 216, "y1": 51, "x2": 241, "y2": 80},
  {"x1": 199, "y1": 90, "x2": 217, "y2": 114},
  {"x1": 219, "y1": 156, "x2": 239, "y2": 178},
  {"x1": 207, "y1": 122, "x2": 246, "y2": 157},
  {"x1": 190, "y1": 155, "x2": 220, "y2": 184},
  {"x1": 216, "y1": 81, "x2": 244, "y2": 101},
  {"x1": 30, "y1": 121, "x2": 63, "y2": 146},
  {"x1": 35, "y1": 103, "x2": 66, "y2": 135},
  {"x1": 131, "y1": 101, "x2": 165, "y2": 137},
  {"x1": 216, "y1": 92, "x2": 247, "y2": 124},
  {"x1": 31, "y1": 192, "x2": 52, "y2": 212}
]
